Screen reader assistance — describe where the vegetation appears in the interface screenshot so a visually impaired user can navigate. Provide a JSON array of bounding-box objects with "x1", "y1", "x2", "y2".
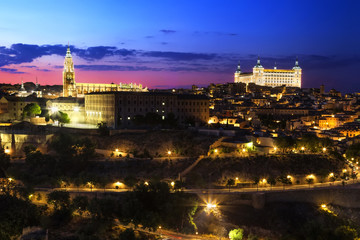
[
  {"x1": 190, "y1": 154, "x2": 345, "y2": 187},
  {"x1": 229, "y1": 228, "x2": 244, "y2": 240},
  {"x1": 23, "y1": 103, "x2": 41, "y2": 118},
  {"x1": 50, "y1": 111, "x2": 70, "y2": 126}
]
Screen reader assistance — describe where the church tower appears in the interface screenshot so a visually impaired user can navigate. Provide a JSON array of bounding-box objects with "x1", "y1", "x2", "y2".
[{"x1": 63, "y1": 44, "x2": 76, "y2": 97}]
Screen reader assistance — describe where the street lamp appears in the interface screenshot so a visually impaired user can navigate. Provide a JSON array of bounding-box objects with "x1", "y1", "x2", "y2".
[
  {"x1": 144, "y1": 181, "x2": 149, "y2": 186},
  {"x1": 301, "y1": 147, "x2": 305, "y2": 151},
  {"x1": 171, "y1": 181, "x2": 175, "y2": 187},
  {"x1": 322, "y1": 147, "x2": 327, "y2": 152},
  {"x1": 167, "y1": 150, "x2": 172, "y2": 155},
  {"x1": 214, "y1": 149, "x2": 218, "y2": 153},
  {"x1": 4, "y1": 148, "x2": 10, "y2": 154}
]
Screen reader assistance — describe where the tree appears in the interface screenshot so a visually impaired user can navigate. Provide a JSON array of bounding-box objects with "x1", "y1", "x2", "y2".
[
  {"x1": 23, "y1": 103, "x2": 41, "y2": 118},
  {"x1": 72, "y1": 196, "x2": 88, "y2": 216},
  {"x1": 267, "y1": 176, "x2": 277, "y2": 190},
  {"x1": 226, "y1": 178, "x2": 235, "y2": 192},
  {"x1": 278, "y1": 175, "x2": 292, "y2": 190},
  {"x1": 47, "y1": 190, "x2": 70, "y2": 211},
  {"x1": 335, "y1": 226, "x2": 357, "y2": 240},
  {"x1": 229, "y1": 228, "x2": 244, "y2": 240},
  {"x1": 0, "y1": 148, "x2": 10, "y2": 174},
  {"x1": 51, "y1": 111, "x2": 70, "y2": 126},
  {"x1": 305, "y1": 178, "x2": 314, "y2": 188},
  {"x1": 345, "y1": 143, "x2": 360, "y2": 160},
  {"x1": 274, "y1": 136, "x2": 295, "y2": 153},
  {"x1": 351, "y1": 171, "x2": 358, "y2": 183},
  {"x1": 97, "y1": 121, "x2": 110, "y2": 136},
  {"x1": 252, "y1": 176, "x2": 260, "y2": 191}
]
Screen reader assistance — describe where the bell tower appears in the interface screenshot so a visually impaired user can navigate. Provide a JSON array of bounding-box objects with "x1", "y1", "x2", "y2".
[{"x1": 63, "y1": 44, "x2": 76, "y2": 97}]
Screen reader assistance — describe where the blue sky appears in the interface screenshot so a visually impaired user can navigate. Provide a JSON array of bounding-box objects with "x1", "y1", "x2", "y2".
[{"x1": 0, "y1": 0, "x2": 359, "y2": 91}]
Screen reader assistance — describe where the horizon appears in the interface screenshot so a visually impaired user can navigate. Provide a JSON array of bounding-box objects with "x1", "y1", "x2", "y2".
[{"x1": 0, "y1": 1, "x2": 359, "y2": 92}]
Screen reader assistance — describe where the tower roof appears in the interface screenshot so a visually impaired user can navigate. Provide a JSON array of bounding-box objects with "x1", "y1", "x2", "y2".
[
  {"x1": 66, "y1": 43, "x2": 72, "y2": 58},
  {"x1": 235, "y1": 61, "x2": 241, "y2": 73},
  {"x1": 254, "y1": 56, "x2": 263, "y2": 68},
  {"x1": 293, "y1": 57, "x2": 301, "y2": 70}
]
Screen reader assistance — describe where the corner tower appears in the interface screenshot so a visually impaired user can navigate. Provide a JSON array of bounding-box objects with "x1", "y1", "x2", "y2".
[
  {"x1": 63, "y1": 44, "x2": 76, "y2": 97},
  {"x1": 292, "y1": 57, "x2": 302, "y2": 88}
]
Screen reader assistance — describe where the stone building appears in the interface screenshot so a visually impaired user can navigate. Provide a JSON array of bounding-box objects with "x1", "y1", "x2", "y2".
[
  {"x1": 234, "y1": 57, "x2": 302, "y2": 88},
  {"x1": 62, "y1": 45, "x2": 147, "y2": 97},
  {"x1": 85, "y1": 92, "x2": 209, "y2": 128}
]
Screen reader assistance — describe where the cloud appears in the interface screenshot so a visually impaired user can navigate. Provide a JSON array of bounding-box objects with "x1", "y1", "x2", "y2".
[
  {"x1": 145, "y1": 36, "x2": 154, "y2": 39},
  {"x1": 142, "y1": 51, "x2": 217, "y2": 61},
  {"x1": 75, "y1": 64, "x2": 161, "y2": 71},
  {"x1": 160, "y1": 29, "x2": 176, "y2": 34},
  {"x1": 0, "y1": 67, "x2": 25, "y2": 74}
]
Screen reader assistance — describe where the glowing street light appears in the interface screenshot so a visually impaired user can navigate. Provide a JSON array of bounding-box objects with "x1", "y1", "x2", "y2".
[
  {"x1": 50, "y1": 106, "x2": 58, "y2": 112},
  {"x1": 4, "y1": 148, "x2": 10, "y2": 154},
  {"x1": 274, "y1": 147, "x2": 277, "y2": 151},
  {"x1": 167, "y1": 151, "x2": 172, "y2": 155},
  {"x1": 242, "y1": 148, "x2": 246, "y2": 152},
  {"x1": 307, "y1": 174, "x2": 315, "y2": 179},
  {"x1": 329, "y1": 173, "x2": 334, "y2": 178},
  {"x1": 87, "y1": 182, "x2": 94, "y2": 192},
  {"x1": 301, "y1": 147, "x2": 305, "y2": 151},
  {"x1": 144, "y1": 181, "x2": 149, "y2": 186},
  {"x1": 287, "y1": 175, "x2": 292, "y2": 179},
  {"x1": 322, "y1": 147, "x2": 327, "y2": 152},
  {"x1": 8, "y1": 178, "x2": 13, "y2": 182},
  {"x1": 262, "y1": 178, "x2": 267, "y2": 184},
  {"x1": 171, "y1": 181, "x2": 175, "y2": 187},
  {"x1": 115, "y1": 149, "x2": 119, "y2": 152},
  {"x1": 114, "y1": 181, "x2": 123, "y2": 189},
  {"x1": 206, "y1": 203, "x2": 217, "y2": 209},
  {"x1": 214, "y1": 149, "x2": 218, "y2": 153}
]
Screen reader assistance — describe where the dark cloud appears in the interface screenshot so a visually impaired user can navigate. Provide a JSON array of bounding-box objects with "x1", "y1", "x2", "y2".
[
  {"x1": 142, "y1": 51, "x2": 217, "y2": 61},
  {"x1": 0, "y1": 67, "x2": 25, "y2": 74},
  {"x1": 145, "y1": 36, "x2": 154, "y2": 39},
  {"x1": 161, "y1": 42, "x2": 169, "y2": 45},
  {"x1": 160, "y1": 29, "x2": 176, "y2": 34},
  {"x1": 75, "y1": 64, "x2": 161, "y2": 72}
]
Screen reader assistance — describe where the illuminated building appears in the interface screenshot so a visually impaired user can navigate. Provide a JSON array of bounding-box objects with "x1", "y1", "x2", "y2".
[
  {"x1": 62, "y1": 45, "x2": 147, "y2": 97},
  {"x1": 234, "y1": 57, "x2": 302, "y2": 88},
  {"x1": 85, "y1": 92, "x2": 209, "y2": 128}
]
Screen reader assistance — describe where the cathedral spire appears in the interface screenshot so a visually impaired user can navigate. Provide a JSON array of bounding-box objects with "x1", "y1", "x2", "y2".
[{"x1": 66, "y1": 42, "x2": 72, "y2": 58}]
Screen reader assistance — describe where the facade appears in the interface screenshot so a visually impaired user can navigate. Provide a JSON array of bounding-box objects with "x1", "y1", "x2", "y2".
[
  {"x1": 85, "y1": 92, "x2": 209, "y2": 128},
  {"x1": 234, "y1": 57, "x2": 302, "y2": 88},
  {"x1": 0, "y1": 96, "x2": 45, "y2": 121},
  {"x1": 62, "y1": 46, "x2": 147, "y2": 97},
  {"x1": 46, "y1": 98, "x2": 85, "y2": 124}
]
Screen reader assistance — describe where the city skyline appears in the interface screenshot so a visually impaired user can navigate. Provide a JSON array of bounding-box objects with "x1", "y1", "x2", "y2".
[{"x1": 0, "y1": 0, "x2": 359, "y2": 92}]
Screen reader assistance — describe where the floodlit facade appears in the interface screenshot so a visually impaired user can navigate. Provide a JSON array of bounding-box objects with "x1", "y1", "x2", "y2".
[
  {"x1": 63, "y1": 45, "x2": 147, "y2": 97},
  {"x1": 85, "y1": 92, "x2": 209, "y2": 128},
  {"x1": 234, "y1": 57, "x2": 302, "y2": 88}
]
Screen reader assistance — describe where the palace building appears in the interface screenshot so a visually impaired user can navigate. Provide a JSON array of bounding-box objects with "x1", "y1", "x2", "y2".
[
  {"x1": 63, "y1": 45, "x2": 147, "y2": 97},
  {"x1": 234, "y1": 57, "x2": 302, "y2": 88}
]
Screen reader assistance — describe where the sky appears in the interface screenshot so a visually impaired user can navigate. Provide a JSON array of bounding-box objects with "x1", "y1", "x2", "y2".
[{"x1": 0, "y1": 0, "x2": 359, "y2": 92}]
